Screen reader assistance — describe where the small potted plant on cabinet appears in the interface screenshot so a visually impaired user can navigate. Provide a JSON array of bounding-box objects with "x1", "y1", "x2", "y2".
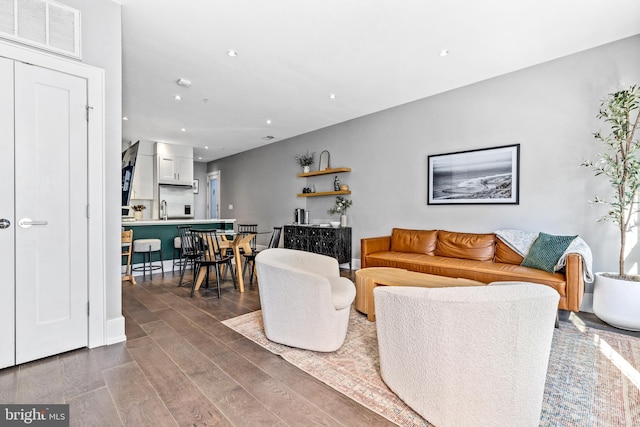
[
  {"x1": 295, "y1": 151, "x2": 315, "y2": 173},
  {"x1": 582, "y1": 84, "x2": 640, "y2": 331}
]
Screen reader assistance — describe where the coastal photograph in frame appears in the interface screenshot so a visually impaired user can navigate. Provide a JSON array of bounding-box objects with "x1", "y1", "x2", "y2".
[{"x1": 427, "y1": 144, "x2": 520, "y2": 205}]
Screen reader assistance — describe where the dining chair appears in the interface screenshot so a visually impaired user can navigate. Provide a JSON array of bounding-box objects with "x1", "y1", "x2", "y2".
[
  {"x1": 191, "y1": 229, "x2": 237, "y2": 298},
  {"x1": 243, "y1": 226, "x2": 282, "y2": 284},
  {"x1": 178, "y1": 226, "x2": 202, "y2": 287},
  {"x1": 173, "y1": 225, "x2": 192, "y2": 273},
  {"x1": 237, "y1": 224, "x2": 258, "y2": 251}
]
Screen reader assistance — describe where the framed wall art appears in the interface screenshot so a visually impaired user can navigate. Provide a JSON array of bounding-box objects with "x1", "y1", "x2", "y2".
[{"x1": 427, "y1": 144, "x2": 520, "y2": 205}]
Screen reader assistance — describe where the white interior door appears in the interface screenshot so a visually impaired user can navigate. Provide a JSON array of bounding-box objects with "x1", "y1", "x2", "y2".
[
  {"x1": 208, "y1": 171, "x2": 220, "y2": 219},
  {"x1": 13, "y1": 61, "x2": 89, "y2": 364},
  {"x1": 0, "y1": 58, "x2": 16, "y2": 369}
]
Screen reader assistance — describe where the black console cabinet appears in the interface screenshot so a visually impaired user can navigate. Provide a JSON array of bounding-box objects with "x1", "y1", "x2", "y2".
[{"x1": 284, "y1": 225, "x2": 352, "y2": 269}]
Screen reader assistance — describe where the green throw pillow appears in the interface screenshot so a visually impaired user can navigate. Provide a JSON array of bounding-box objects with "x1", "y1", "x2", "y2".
[{"x1": 520, "y1": 232, "x2": 577, "y2": 273}]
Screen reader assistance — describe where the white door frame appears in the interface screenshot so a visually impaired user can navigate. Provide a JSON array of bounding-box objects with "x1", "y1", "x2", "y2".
[
  {"x1": 207, "y1": 170, "x2": 220, "y2": 219},
  {"x1": 0, "y1": 40, "x2": 108, "y2": 349}
]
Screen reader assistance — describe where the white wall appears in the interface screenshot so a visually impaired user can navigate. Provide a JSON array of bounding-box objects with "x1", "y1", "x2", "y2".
[
  {"x1": 193, "y1": 162, "x2": 208, "y2": 219},
  {"x1": 62, "y1": 0, "x2": 123, "y2": 334},
  {"x1": 209, "y1": 35, "x2": 640, "y2": 301}
]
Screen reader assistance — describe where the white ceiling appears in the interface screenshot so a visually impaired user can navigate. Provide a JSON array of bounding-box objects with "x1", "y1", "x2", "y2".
[{"x1": 120, "y1": 0, "x2": 640, "y2": 162}]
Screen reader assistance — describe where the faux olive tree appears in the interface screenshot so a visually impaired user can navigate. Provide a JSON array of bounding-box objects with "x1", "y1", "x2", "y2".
[{"x1": 583, "y1": 85, "x2": 640, "y2": 279}]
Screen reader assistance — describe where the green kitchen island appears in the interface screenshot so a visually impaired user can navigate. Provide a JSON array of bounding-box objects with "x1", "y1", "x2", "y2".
[{"x1": 122, "y1": 219, "x2": 235, "y2": 266}]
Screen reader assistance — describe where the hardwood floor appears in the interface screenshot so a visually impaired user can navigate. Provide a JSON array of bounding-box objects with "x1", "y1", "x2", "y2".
[{"x1": 0, "y1": 268, "x2": 394, "y2": 427}]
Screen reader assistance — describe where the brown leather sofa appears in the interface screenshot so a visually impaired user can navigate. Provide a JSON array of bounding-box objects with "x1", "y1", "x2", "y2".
[{"x1": 361, "y1": 228, "x2": 584, "y2": 312}]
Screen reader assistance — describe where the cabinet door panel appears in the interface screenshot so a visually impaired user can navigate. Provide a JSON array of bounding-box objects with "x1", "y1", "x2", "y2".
[{"x1": 158, "y1": 156, "x2": 175, "y2": 183}]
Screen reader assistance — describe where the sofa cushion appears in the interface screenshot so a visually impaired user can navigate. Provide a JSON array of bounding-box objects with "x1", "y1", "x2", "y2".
[
  {"x1": 521, "y1": 232, "x2": 577, "y2": 273},
  {"x1": 390, "y1": 228, "x2": 438, "y2": 255},
  {"x1": 435, "y1": 230, "x2": 495, "y2": 261},
  {"x1": 495, "y1": 239, "x2": 525, "y2": 265},
  {"x1": 363, "y1": 251, "x2": 567, "y2": 297}
]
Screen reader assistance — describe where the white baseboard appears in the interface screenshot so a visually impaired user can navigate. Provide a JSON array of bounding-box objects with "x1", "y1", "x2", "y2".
[
  {"x1": 130, "y1": 259, "x2": 183, "y2": 276},
  {"x1": 105, "y1": 315, "x2": 126, "y2": 345}
]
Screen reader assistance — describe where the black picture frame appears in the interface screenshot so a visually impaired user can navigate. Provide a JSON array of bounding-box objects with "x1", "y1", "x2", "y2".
[{"x1": 427, "y1": 144, "x2": 520, "y2": 205}]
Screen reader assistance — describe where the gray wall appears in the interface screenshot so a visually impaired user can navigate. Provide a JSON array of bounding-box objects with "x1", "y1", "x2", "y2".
[{"x1": 209, "y1": 35, "x2": 640, "y2": 291}]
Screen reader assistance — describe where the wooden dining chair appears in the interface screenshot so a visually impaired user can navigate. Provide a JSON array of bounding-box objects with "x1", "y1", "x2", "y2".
[
  {"x1": 121, "y1": 230, "x2": 136, "y2": 285},
  {"x1": 191, "y1": 229, "x2": 237, "y2": 298}
]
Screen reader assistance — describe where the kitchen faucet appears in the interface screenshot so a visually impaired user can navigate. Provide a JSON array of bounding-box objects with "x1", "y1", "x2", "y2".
[{"x1": 160, "y1": 200, "x2": 168, "y2": 220}]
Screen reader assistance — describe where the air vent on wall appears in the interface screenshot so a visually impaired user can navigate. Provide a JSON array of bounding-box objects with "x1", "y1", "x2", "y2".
[{"x1": 0, "y1": 0, "x2": 80, "y2": 59}]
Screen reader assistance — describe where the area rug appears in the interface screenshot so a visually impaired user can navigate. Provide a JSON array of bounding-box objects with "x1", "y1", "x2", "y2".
[{"x1": 223, "y1": 309, "x2": 640, "y2": 426}]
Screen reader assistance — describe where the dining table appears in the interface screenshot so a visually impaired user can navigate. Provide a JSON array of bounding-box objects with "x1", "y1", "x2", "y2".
[{"x1": 192, "y1": 230, "x2": 269, "y2": 293}]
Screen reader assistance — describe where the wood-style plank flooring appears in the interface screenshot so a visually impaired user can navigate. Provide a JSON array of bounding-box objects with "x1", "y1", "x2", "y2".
[{"x1": 0, "y1": 268, "x2": 394, "y2": 426}]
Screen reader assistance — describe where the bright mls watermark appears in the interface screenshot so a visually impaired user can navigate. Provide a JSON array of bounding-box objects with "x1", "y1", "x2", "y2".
[{"x1": 0, "y1": 405, "x2": 69, "y2": 426}]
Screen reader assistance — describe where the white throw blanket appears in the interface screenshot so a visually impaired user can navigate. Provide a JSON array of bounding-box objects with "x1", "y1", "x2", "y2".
[{"x1": 494, "y1": 229, "x2": 594, "y2": 283}]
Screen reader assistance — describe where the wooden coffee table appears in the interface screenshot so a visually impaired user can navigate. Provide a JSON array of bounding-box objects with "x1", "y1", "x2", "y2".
[{"x1": 355, "y1": 267, "x2": 485, "y2": 321}]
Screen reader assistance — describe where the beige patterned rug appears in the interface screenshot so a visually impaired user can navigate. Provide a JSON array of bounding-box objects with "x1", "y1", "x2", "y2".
[{"x1": 223, "y1": 309, "x2": 640, "y2": 426}]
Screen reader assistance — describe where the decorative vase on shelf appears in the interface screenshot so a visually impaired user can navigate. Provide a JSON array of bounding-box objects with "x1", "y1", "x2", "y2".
[
  {"x1": 340, "y1": 214, "x2": 347, "y2": 227},
  {"x1": 134, "y1": 211, "x2": 143, "y2": 220},
  {"x1": 303, "y1": 165, "x2": 310, "y2": 173}
]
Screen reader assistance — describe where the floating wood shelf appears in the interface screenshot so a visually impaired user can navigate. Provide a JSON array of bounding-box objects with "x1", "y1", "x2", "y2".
[
  {"x1": 297, "y1": 167, "x2": 351, "y2": 177},
  {"x1": 297, "y1": 190, "x2": 351, "y2": 198}
]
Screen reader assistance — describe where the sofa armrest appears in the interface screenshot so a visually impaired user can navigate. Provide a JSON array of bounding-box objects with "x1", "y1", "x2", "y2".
[
  {"x1": 564, "y1": 253, "x2": 585, "y2": 312},
  {"x1": 361, "y1": 236, "x2": 391, "y2": 268}
]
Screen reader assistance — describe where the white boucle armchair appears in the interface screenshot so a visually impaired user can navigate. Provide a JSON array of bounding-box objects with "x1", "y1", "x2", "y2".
[
  {"x1": 255, "y1": 248, "x2": 356, "y2": 352},
  {"x1": 374, "y1": 282, "x2": 559, "y2": 427}
]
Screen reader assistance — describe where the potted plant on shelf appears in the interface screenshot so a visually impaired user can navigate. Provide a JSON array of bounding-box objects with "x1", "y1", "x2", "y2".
[
  {"x1": 295, "y1": 151, "x2": 315, "y2": 173},
  {"x1": 131, "y1": 204, "x2": 146, "y2": 220},
  {"x1": 582, "y1": 84, "x2": 640, "y2": 331},
  {"x1": 328, "y1": 195, "x2": 352, "y2": 227}
]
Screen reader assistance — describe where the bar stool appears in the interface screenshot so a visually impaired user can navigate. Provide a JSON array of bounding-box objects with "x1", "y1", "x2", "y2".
[
  {"x1": 132, "y1": 238, "x2": 164, "y2": 278},
  {"x1": 173, "y1": 236, "x2": 182, "y2": 272},
  {"x1": 121, "y1": 230, "x2": 136, "y2": 285}
]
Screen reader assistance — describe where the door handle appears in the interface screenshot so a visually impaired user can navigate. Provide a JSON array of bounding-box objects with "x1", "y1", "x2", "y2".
[
  {"x1": 18, "y1": 218, "x2": 48, "y2": 228},
  {"x1": 0, "y1": 219, "x2": 10, "y2": 229}
]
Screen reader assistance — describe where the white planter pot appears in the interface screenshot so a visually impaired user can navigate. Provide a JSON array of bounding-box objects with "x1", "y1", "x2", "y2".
[
  {"x1": 302, "y1": 165, "x2": 310, "y2": 173},
  {"x1": 593, "y1": 272, "x2": 640, "y2": 331}
]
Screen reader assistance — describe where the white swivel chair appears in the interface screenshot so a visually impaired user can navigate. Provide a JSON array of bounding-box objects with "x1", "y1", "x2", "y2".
[
  {"x1": 255, "y1": 248, "x2": 356, "y2": 352},
  {"x1": 374, "y1": 282, "x2": 559, "y2": 427}
]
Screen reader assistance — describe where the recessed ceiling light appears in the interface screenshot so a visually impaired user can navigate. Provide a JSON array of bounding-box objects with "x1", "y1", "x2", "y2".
[
  {"x1": 266, "y1": 119, "x2": 272, "y2": 125},
  {"x1": 198, "y1": 157, "x2": 202, "y2": 160},
  {"x1": 122, "y1": 116, "x2": 128, "y2": 121},
  {"x1": 174, "y1": 95, "x2": 182, "y2": 101},
  {"x1": 439, "y1": 49, "x2": 450, "y2": 57},
  {"x1": 176, "y1": 78, "x2": 191, "y2": 87},
  {"x1": 181, "y1": 128, "x2": 186, "y2": 132},
  {"x1": 227, "y1": 50, "x2": 238, "y2": 57},
  {"x1": 329, "y1": 93, "x2": 337, "y2": 99},
  {"x1": 204, "y1": 146, "x2": 209, "y2": 149}
]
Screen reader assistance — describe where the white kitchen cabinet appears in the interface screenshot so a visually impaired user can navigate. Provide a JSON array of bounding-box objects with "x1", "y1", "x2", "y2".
[
  {"x1": 155, "y1": 142, "x2": 193, "y2": 185},
  {"x1": 131, "y1": 153, "x2": 154, "y2": 199}
]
